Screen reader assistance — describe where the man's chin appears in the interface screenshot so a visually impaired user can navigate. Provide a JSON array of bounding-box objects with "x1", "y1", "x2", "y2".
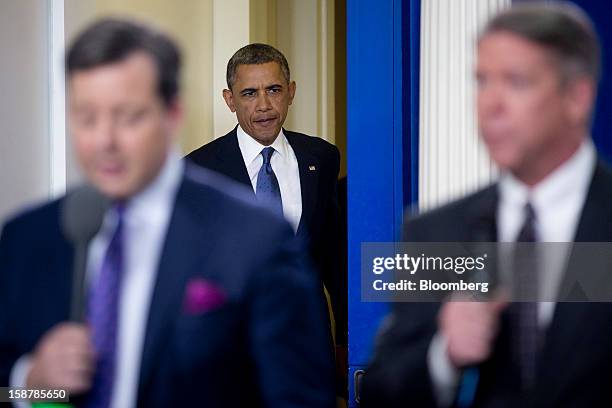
[
  {"x1": 252, "y1": 131, "x2": 280, "y2": 146},
  {"x1": 93, "y1": 180, "x2": 134, "y2": 201},
  {"x1": 487, "y1": 149, "x2": 519, "y2": 171}
]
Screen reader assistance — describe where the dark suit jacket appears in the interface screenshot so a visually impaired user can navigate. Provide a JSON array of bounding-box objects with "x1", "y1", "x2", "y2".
[
  {"x1": 0, "y1": 165, "x2": 335, "y2": 408},
  {"x1": 186, "y1": 127, "x2": 346, "y2": 344},
  {"x1": 361, "y1": 160, "x2": 612, "y2": 408}
]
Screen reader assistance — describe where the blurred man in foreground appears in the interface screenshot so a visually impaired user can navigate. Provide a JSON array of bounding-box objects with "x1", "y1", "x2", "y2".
[
  {"x1": 363, "y1": 2, "x2": 612, "y2": 407},
  {"x1": 0, "y1": 18, "x2": 334, "y2": 407}
]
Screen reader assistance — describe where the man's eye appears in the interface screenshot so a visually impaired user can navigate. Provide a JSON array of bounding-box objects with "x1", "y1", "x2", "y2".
[
  {"x1": 475, "y1": 75, "x2": 487, "y2": 88},
  {"x1": 508, "y1": 75, "x2": 530, "y2": 88},
  {"x1": 118, "y1": 110, "x2": 146, "y2": 126},
  {"x1": 74, "y1": 114, "x2": 96, "y2": 128},
  {"x1": 268, "y1": 88, "x2": 281, "y2": 94},
  {"x1": 242, "y1": 91, "x2": 256, "y2": 97}
]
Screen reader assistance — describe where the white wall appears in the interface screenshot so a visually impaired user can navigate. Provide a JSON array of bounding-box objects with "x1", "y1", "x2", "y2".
[
  {"x1": 0, "y1": 0, "x2": 51, "y2": 221},
  {"x1": 64, "y1": 0, "x2": 96, "y2": 187},
  {"x1": 277, "y1": 0, "x2": 320, "y2": 138},
  {"x1": 212, "y1": 0, "x2": 250, "y2": 138}
]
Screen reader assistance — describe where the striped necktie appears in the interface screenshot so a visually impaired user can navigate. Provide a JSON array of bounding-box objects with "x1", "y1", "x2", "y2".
[{"x1": 86, "y1": 205, "x2": 125, "y2": 408}]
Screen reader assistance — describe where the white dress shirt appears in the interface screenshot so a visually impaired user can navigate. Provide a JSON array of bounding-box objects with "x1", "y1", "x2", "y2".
[
  {"x1": 236, "y1": 125, "x2": 302, "y2": 232},
  {"x1": 10, "y1": 148, "x2": 184, "y2": 408},
  {"x1": 428, "y1": 139, "x2": 596, "y2": 407}
]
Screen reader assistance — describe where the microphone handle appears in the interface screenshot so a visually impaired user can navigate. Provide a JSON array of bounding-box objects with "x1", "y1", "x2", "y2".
[
  {"x1": 70, "y1": 242, "x2": 88, "y2": 322},
  {"x1": 456, "y1": 366, "x2": 479, "y2": 408}
]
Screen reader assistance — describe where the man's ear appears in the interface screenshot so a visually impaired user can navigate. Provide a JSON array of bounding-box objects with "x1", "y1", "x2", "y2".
[
  {"x1": 288, "y1": 81, "x2": 296, "y2": 106},
  {"x1": 565, "y1": 77, "x2": 596, "y2": 127},
  {"x1": 223, "y1": 89, "x2": 236, "y2": 112}
]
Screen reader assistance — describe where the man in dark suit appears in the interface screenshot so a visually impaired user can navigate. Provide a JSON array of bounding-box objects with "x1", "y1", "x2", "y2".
[
  {"x1": 362, "y1": 3, "x2": 612, "y2": 407},
  {"x1": 186, "y1": 44, "x2": 346, "y2": 372},
  {"x1": 0, "y1": 19, "x2": 335, "y2": 407}
]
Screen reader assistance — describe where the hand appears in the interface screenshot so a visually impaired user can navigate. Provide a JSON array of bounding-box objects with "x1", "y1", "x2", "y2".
[
  {"x1": 439, "y1": 295, "x2": 508, "y2": 368},
  {"x1": 26, "y1": 322, "x2": 95, "y2": 395}
]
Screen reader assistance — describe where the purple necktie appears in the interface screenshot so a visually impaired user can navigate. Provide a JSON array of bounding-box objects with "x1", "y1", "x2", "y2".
[{"x1": 87, "y1": 205, "x2": 125, "y2": 408}]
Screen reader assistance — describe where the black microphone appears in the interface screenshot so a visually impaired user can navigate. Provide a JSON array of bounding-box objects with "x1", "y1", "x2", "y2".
[{"x1": 60, "y1": 185, "x2": 109, "y2": 322}]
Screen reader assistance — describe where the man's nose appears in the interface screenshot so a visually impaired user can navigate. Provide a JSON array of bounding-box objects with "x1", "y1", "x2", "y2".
[
  {"x1": 94, "y1": 118, "x2": 119, "y2": 150},
  {"x1": 478, "y1": 85, "x2": 506, "y2": 117},
  {"x1": 255, "y1": 92, "x2": 272, "y2": 112}
]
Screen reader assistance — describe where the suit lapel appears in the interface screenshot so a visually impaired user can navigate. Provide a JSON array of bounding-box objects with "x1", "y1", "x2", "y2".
[
  {"x1": 552, "y1": 161, "x2": 612, "y2": 301},
  {"x1": 572, "y1": 160, "x2": 612, "y2": 243},
  {"x1": 214, "y1": 128, "x2": 253, "y2": 189},
  {"x1": 467, "y1": 185, "x2": 498, "y2": 242},
  {"x1": 286, "y1": 131, "x2": 320, "y2": 236},
  {"x1": 537, "y1": 160, "x2": 612, "y2": 395},
  {"x1": 137, "y1": 176, "x2": 219, "y2": 396}
]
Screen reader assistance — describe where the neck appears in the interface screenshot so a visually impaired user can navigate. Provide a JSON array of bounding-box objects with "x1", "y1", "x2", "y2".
[{"x1": 514, "y1": 136, "x2": 585, "y2": 187}]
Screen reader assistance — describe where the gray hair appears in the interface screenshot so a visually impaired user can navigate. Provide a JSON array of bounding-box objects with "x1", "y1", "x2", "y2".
[
  {"x1": 480, "y1": 2, "x2": 600, "y2": 84},
  {"x1": 226, "y1": 43, "x2": 291, "y2": 90}
]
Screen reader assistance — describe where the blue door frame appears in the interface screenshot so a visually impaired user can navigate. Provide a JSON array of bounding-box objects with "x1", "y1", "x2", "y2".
[{"x1": 346, "y1": 0, "x2": 419, "y2": 405}]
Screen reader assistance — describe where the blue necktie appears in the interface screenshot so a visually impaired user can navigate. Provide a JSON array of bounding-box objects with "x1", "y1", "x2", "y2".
[
  {"x1": 87, "y1": 205, "x2": 124, "y2": 408},
  {"x1": 256, "y1": 147, "x2": 283, "y2": 217}
]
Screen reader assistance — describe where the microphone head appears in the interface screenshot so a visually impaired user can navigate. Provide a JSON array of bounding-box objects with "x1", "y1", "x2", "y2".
[{"x1": 60, "y1": 184, "x2": 109, "y2": 244}]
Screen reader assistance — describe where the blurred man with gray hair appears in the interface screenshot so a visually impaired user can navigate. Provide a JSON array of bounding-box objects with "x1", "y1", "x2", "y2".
[{"x1": 363, "y1": 3, "x2": 612, "y2": 407}]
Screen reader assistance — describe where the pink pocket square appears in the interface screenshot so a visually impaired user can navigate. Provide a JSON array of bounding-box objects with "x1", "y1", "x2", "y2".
[{"x1": 183, "y1": 278, "x2": 227, "y2": 315}]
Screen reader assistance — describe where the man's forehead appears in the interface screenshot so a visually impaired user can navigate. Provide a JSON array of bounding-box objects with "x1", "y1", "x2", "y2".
[
  {"x1": 67, "y1": 55, "x2": 163, "y2": 109},
  {"x1": 478, "y1": 31, "x2": 552, "y2": 56},
  {"x1": 235, "y1": 62, "x2": 285, "y2": 82}
]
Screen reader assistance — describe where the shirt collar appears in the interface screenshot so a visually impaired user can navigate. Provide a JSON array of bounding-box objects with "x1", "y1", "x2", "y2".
[
  {"x1": 499, "y1": 138, "x2": 596, "y2": 212},
  {"x1": 122, "y1": 146, "x2": 184, "y2": 224},
  {"x1": 236, "y1": 125, "x2": 289, "y2": 166}
]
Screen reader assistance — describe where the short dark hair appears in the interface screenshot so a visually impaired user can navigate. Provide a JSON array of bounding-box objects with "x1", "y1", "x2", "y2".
[
  {"x1": 226, "y1": 43, "x2": 290, "y2": 90},
  {"x1": 66, "y1": 18, "x2": 182, "y2": 106},
  {"x1": 481, "y1": 2, "x2": 600, "y2": 83}
]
